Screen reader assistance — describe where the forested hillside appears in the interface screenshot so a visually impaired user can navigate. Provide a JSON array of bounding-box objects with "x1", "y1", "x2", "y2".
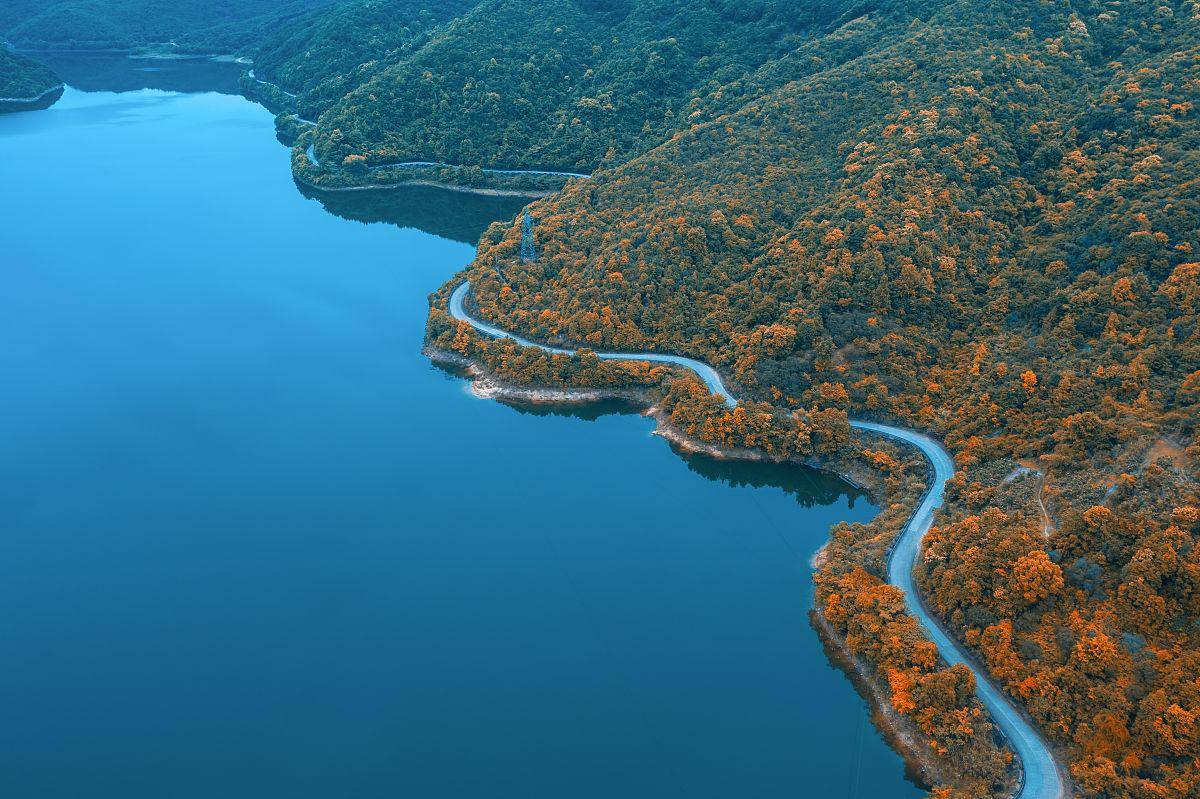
[
  {"x1": 444, "y1": 0, "x2": 1200, "y2": 796},
  {"x1": 0, "y1": 0, "x2": 331, "y2": 52},
  {"x1": 266, "y1": 0, "x2": 876, "y2": 177},
  {"x1": 251, "y1": 0, "x2": 477, "y2": 112},
  {"x1": 0, "y1": 49, "x2": 59, "y2": 101}
]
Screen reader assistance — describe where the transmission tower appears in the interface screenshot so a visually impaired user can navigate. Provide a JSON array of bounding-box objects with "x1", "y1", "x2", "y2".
[{"x1": 520, "y1": 210, "x2": 536, "y2": 263}]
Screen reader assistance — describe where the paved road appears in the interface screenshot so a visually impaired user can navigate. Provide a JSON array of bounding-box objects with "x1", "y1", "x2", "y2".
[
  {"x1": 447, "y1": 279, "x2": 1064, "y2": 799},
  {"x1": 246, "y1": 69, "x2": 297, "y2": 99},
  {"x1": 0, "y1": 83, "x2": 63, "y2": 103},
  {"x1": 305, "y1": 144, "x2": 589, "y2": 180},
  {"x1": 449, "y1": 282, "x2": 729, "y2": 400},
  {"x1": 855, "y1": 422, "x2": 1063, "y2": 799}
]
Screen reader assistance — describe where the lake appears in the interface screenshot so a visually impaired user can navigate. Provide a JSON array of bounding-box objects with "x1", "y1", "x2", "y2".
[{"x1": 0, "y1": 55, "x2": 921, "y2": 799}]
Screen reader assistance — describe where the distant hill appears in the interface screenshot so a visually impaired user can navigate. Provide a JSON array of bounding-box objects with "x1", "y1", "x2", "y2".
[
  {"x1": 0, "y1": 0, "x2": 333, "y2": 53},
  {"x1": 251, "y1": 0, "x2": 477, "y2": 110}
]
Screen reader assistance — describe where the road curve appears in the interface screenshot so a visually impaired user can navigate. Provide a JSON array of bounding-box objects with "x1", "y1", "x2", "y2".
[
  {"x1": 449, "y1": 282, "x2": 732, "y2": 402},
  {"x1": 447, "y1": 279, "x2": 1064, "y2": 799}
]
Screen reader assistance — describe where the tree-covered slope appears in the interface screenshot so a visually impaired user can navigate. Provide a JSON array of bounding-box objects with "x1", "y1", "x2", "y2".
[
  {"x1": 251, "y1": 0, "x2": 477, "y2": 106},
  {"x1": 0, "y1": 0, "x2": 331, "y2": 53},
  {"x1": 0, "y1": 48, "x2": 60, "y2": 102},
  {"x1": 292, "y1": 0, "x2": 862, "y2": 174},
  {"x1": 448, "y1": 0, "x2": 1200, "y2": 795}
]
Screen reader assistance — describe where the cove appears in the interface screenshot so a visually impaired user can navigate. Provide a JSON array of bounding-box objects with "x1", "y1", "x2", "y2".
[{"x1": 0, "y1": 56, "x2": 922, "y2": 799}]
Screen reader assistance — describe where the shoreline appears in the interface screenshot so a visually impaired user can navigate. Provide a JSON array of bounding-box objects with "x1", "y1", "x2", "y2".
[
  {"x1": 11, "y1": 47, "x2": 244, "y2": 60},
  {"x1": 810, "y1": 607, "x2": 940, "y2": 790},
  {"x1": 244, "y1": 68, "x2": 297, "y2": 99},
  {"x1": 240, "y1": 79, "x2": 588, "y2": 197},
  {"x1": 297, "y1": 174, "x2": 557, "y2": 198},
  {"x1": 0, "y1": 83, "x2": 64, "y2": 113},
  {"x1": 426, "y1": 345, "x2": 871, "y2": 489},
  {"x1": 0, "y1": 83, "x2": 63, "y2": 103},
  {"x1": 298, "y1": 146, "x2": 585, "y2": 197}
]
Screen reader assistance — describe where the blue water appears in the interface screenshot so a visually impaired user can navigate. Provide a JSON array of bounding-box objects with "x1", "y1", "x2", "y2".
[{"x1": 0, "y1": 61, "x2": 921, "y2": 799}]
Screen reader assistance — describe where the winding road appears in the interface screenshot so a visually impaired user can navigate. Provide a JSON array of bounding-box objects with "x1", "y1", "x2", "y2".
[
  {"x1": 305, "y1": 143, "x2": 590, "y2": 180},
  {"x1": 447, "y1": 279, "x2": 1064, "y2": 799},
  {"x1": 0, "y1": 83, "x2": 63, "y2": 104},
  {"x1": 246, "y1": 69, "x2": 297, "y2": 99}
]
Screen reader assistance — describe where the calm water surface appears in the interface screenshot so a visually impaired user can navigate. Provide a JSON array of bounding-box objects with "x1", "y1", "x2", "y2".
[{"x1": 0, "y1": 58, "x2": 921, "y2": 799}]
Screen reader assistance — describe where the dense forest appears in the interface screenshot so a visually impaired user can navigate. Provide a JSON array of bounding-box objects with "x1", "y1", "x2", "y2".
[
  {"x1": 0, "y1": 48, "x2": 60, "y2": 102},
  {"x1": 0, "y1": 0, "x2": 331, "y2": 52},
  {"x1": 258, "y1": 0, "x2": 877, "y2": 176},
  {"x1": 422, "y1": 0, "x2": 1200, "y2": 796},
  {"x1": 251, "y1": 0, "x2": 476, "y2": 113}
]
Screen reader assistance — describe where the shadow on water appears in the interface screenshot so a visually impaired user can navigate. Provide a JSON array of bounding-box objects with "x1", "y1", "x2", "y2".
[
  {"x1": 678, "y1": 449, "x2": 865, "y2": 509},
  {"x1": 37, "y1": 52, "x2": 243, "y2": 95},
  {"x1": 508, "y1": 395, "x2": 865, "y2": 507},
  {"x1": 496, "y1": 396, "x2": 645, "y2": 422},
  {"x1": 296, "y1": 181, "x2": 527, "y2": 245},
  {"x1": 433, "y1": 362, "x2": 866, "y2": 507}
]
